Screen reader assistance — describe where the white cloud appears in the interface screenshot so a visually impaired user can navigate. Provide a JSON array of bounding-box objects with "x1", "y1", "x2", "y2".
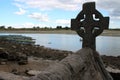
[
  {"x1": 56, "y1": 19, "x2": 70, "y2": 26},
  {"x1": 15, "y1": 8, "x2": 26, "y2": 15},
  {"x1": 14, "y1": 0, "x2": 120, "y2": 18},
  {"x1": 14, "y1": 0, "x2": 84, "y2": 10},
  {"x1": 13, "y1": 0, "x2": 120, "y2": 28},
  {"x1": 96, "y1": 0, "x2": 120, "y2": 19},
  {"x1": 28, "y1": 12, "x2": 49, "y2": 22}
]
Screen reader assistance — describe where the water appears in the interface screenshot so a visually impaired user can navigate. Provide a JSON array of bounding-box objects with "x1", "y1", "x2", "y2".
[{"x1": 0, "y1": 33, "x2": 120, "y2": 56}]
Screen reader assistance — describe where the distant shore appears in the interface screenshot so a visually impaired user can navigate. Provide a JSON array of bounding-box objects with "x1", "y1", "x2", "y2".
[
  {"x1": 101, "y1": 30, "x2": 120, "y2": 36},
  {"x1": 0, "y1": 30, "x2": 120, "y2": 36},
  {"x1": 0, "y1": 30, "x2": 76, "y2": 34}
]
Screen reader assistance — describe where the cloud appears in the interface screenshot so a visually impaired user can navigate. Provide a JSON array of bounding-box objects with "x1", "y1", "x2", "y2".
[
  {"x1": 13, "y1": 0, "x2": 120, "y2": 28},
  {"x1": 14, "y1": 0, "x2": 85, "y2": 10},
  {"x1": 14, "y1": 0, "x2": 120, "y2": 18},
  {"x1": 56, "y1": 19, "x2": 70, "y2": 26},
  {"x1": 15, "y1": 8, "x2": 26, "y2": 15},
  {"x1": 96, "y1": 0, "x2": 120, "y2": 19},
  {"x1": 28, "y1": 12, "x2": 49, "y2": 22}
]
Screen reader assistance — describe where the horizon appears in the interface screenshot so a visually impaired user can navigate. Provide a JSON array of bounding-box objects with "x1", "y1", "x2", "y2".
[{"x1": 0, "y1": 0, "x2": 120, "y2": 29}]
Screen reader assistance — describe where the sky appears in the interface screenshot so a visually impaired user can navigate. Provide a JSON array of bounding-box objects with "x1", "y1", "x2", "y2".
[{"x1": 0, "y1": 0, "x2": 120, "y2": 29}]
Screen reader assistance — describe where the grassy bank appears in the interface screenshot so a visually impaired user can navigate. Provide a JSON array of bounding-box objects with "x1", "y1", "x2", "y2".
[{"x1": 0, "y1": 29, "x2": 120, "y2": 36}]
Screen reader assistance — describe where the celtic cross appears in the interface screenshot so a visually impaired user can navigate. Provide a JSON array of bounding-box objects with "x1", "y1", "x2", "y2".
[{"x1": 71, "y1": 2, "x2": 109, "y2": 50}]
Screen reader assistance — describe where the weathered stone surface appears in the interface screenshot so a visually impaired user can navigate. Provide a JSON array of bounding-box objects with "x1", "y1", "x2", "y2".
[{"x1": 27, "y1": 48, "x2": 113, "y2": 80}]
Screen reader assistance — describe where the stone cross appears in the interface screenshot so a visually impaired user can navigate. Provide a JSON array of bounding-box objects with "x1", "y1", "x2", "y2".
[{"x1": 71, "y1": 2, "x2": 109, "y2": 50}]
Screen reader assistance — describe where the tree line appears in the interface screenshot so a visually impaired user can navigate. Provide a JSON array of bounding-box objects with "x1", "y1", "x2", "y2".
[{"x1": 0, "y1": 25, "x2": 70, "y2": 30}]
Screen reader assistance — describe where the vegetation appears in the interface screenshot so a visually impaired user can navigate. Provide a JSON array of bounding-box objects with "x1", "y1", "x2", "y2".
[
  {"x1": 0, "y1": 25, "x2": 71, "y2": 31},
  {"x1": 0, "y1": 25, "x2": 120, "y2": 31},
  {"x1": 0, "y1": 35, "x2": 35, "y2": 45}
]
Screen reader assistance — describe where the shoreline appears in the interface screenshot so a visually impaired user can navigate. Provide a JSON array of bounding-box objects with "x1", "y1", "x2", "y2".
[{"x1": 0, "y1": 30, "x2": 120, "y2": 36}]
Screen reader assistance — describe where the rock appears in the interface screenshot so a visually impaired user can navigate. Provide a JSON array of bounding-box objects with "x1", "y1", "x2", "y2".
[
  {"x1": 0, "y1": 59, "x2": 7, "y2": 65},
  {"x1": 26, "y1": 70, "x2": 42, "y2": 76},
  {"x1": 110, "y1": 72, "x2": 120, "y2": 80},
  {"x1": 17, "y1": 53, "x2": 28, "y2": 65},
  {"x1": 0, "y1": 71, "x2": 28, "y2": 80},
  {"x1": 106, "y1": 66, "x2": 120, "y2": 73},
  {"x1": 12, "y1": 45, "x2": 17, "y2": 49},
  {"x1": 27, "y1": 48, "x2": 113, "y2": 80},
  {"x1": 11, "y1": 69, "x2": 19, "y2": 75},
  {"x1": 0, "y1": 48, "x2": 9, "y2": 59},
  {"x1": 106, "y1": 66, "x2": 120, "y2": 80},
  {"x1": 0, "y1": 48, "x2": 9, "y2": 65},
  {"x1": 101, "y1": 55, "x2": 120, "y2": 70}
]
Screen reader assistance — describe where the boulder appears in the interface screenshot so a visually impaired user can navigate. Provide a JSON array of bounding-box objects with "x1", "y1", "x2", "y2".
[{"x1": 28, "y1": 48, "x2": 113, "y2": 80}]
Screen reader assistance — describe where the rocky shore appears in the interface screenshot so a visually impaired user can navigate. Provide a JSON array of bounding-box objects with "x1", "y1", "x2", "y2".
[
  {"x1": 0, "y1": 35, "x2": 120, "y2": 79},
  {"x1": 0, "y1": 35, "x2": 73, "y2": 76}
]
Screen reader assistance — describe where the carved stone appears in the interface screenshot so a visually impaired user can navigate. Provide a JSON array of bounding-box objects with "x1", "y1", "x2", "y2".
[{"x1": 71, "y1": 2, "x2": 109, "y2": 50}]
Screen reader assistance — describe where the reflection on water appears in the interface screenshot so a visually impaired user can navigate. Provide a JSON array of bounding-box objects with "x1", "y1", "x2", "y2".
[{"x1": 0, "y1": 33, "x2": 120, "y2": 56}]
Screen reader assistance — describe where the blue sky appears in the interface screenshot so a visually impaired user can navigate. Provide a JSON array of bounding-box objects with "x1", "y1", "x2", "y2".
[{"x1": 0, "y1": 0, "x2": 120, "y2": 29}]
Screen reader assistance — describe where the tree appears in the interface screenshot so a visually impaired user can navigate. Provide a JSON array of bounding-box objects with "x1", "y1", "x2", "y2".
[
  {"x1": 36, "y1": 26, "x2": 40, "y2": 29},
  {"x1": 0, "y1": 25, "x2": 5, "y2": 29},
  {"x1": 56, "y1": 26, "x2": 62, "y2": 29},
  {"x1": 8, "y1": 26, "x2": 13, "y2": 30},
  {"x1": 64, "y1": 26, "x2": 70, "y2": 30}
]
